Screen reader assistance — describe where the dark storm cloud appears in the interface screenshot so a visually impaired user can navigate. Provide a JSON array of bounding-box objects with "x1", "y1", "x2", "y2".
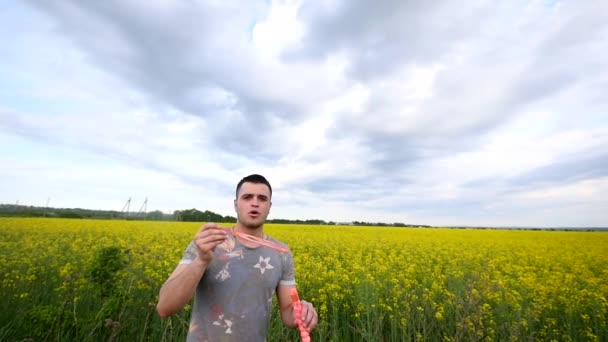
[
  {"x1": 0, "y1": 110, "x2": 56, "y2": 144},
  {"x1": 0, "y1": 109, "x2": 230, "y2": 192},
  {"x1": 463, "y1": 147, "x2": 608, "y2": 194},
  {"x1": 26, "y1": 1, "x2": 607, "y2": 170},
  {"x1": 285, "y1": 0, "x2": 487, "y2": 80},
  {"x1": 302, "y1": 173, "x2": 412, "y2": 202},
  {"x1": 509, "y1": 151, "x2": 608, "y2": 188},
  {"x1": 295, "y1": 0, "x2": 608, "y2": 190},
  {"x1": 25, "y1": 0, "x2": 304, "y2": 161}
]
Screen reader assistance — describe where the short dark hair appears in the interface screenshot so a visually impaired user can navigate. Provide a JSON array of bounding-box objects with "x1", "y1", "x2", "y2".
[{"x1": 236, "y1": 174, "x2": 272, "y2": 198}]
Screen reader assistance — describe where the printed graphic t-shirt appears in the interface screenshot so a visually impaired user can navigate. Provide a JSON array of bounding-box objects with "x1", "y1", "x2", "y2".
[{"x1": 179, "y1": 232, "x2": 296, "y2": 342}]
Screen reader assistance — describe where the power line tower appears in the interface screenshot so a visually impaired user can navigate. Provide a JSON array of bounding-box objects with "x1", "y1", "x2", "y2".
[
  {"x1": 137, "y1": 197, "x2": 148, "y2": 219},
  {"x1": 44, "y1": 197, "x2": 50, "y2": 217},
  {"x1": 122, "y1": 198, "x2": 131, "y2": 218}
]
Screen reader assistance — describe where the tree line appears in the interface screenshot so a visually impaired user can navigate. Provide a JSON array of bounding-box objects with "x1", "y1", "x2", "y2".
[{"x1": 0, "y1": 204, "x2": 431, "y2": 227}]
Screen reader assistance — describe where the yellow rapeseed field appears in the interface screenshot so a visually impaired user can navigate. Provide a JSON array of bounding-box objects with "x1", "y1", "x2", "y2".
[{"x1": 0, "y1": 217, "x2": 606, "y2": 341}]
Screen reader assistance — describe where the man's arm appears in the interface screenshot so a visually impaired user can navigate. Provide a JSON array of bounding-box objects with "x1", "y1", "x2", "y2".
[
  {"x1": 277, "y1": 284, "x2": 318, "y2": 331},
  {"x1": 156, "y1": 223, "x2": 227, "y2": 318},
  {"x1": 277, "y1": 285, "x2": 297, "y2": 328},
  {"x1": 156, "y1": 260, "x2": 208, "y2": 317}
]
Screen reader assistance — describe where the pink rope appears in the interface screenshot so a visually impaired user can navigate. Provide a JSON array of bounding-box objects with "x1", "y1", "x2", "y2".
[
  {"x1": 223, "y1": 228, "x2": 290, "y2": 253},
  {"x1": 290, "y1": 288, "x2": 311, "y2": 342}
]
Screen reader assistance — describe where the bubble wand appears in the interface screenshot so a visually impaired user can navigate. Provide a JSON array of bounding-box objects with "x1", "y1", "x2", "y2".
[{"x1": 290, "y1": 288, "x2": 311, "y2": 342}]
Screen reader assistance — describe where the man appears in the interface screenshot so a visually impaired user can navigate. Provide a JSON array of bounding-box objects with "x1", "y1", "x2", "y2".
[{"x1": 157, "y1": 174, "x2": 318, "y2": 341}]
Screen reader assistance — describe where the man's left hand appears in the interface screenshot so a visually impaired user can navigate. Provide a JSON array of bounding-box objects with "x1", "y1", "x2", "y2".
[{"x1": 299, "y1": 300, "x2": 318, "y2": 332}]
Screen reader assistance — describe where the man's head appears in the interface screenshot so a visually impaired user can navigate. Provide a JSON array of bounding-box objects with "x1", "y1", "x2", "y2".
[
  {"x1": 234, "y1": 174, "x2": 272, "y2": 230},
  {"x1": 235, "y1": 174, "x2": 272, "y2": 199}
]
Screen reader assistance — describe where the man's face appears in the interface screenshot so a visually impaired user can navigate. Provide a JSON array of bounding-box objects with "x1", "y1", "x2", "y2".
[{"x1": 234, "y1": 182, "x2": 272, "y2": 229}]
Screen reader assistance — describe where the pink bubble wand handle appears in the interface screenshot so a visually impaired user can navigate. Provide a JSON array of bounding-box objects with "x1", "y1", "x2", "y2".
[{"x1": 290, "y1": 288, "x2": 311, "y2": 342}]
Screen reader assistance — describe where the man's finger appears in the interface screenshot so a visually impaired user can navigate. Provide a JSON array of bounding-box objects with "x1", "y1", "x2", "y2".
[
  {"x1": 195, "y1": 227, "x2": 227, "y2": 240},
  {"x1": 202, "y1": 222, "x2": 222, "y2": 230},
  {"x1": 303, "y1": 302, "x2": 317, "y2": 331},
  {"x1": 299, "y1": 301, "x2": 311, "y2": 327},
  {"x1": 196, "y1": 232, "x2": 227, "y2": 246}
]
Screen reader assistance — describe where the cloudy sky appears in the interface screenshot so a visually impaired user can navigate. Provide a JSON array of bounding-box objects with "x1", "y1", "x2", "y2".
[{"x1": 1, "y1": 0, "x2": 607, "y2": 227}]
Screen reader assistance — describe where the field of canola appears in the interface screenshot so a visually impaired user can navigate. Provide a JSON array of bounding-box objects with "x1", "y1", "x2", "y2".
[{"x1": 0, "y1": 217, "x2": 607, "y2": 341}]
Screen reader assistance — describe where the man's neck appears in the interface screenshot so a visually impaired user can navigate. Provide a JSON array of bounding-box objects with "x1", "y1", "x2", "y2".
[{"x1": 234, "y1": 222, "x2": 265, "y2": 238}]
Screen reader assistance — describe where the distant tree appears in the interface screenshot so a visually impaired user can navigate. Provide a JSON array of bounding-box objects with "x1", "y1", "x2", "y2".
[
  {"x1": 179, "y1": 208, "x2": 202, "y2": 221},
  {"x1": 304, "y1": 219, "x2": 326, "y2": 225},
  {"x1": 175, "y1": 209, "x2": 234, "y2": 223},
  {"x1": 60, "y1": 210, "x2": 84, "y2": 219},
  {"x1": 201, "y1": 210, "x2": 223, "y2": 222},
  {"x1": 146, "y1": 210, "x2": 164, "y2": 220}
]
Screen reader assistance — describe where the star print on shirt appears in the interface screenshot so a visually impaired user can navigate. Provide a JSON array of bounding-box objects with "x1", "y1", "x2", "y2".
[
  {"x1": 212, "y1": 314, "x2": 233, "y2": 334},
  {"x1": 253, "y1": 256, "x2": 274, "y2": 274},
  {"x1": 215, "y1": 262, "x2": 231, "y2": 282}
]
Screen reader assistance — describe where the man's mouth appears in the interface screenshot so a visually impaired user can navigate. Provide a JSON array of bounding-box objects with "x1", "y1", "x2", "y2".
[{"x1": 249, "y1": 210, "x2": 260, "y2": 217}]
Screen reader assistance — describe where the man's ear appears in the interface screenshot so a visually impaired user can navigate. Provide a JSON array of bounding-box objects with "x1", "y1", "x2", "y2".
[{"x1": 233, "y1": 199, "x2": 237, "y2": 211}]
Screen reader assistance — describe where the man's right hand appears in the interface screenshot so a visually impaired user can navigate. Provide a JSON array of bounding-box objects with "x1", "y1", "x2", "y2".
[{"x1": 194, "y1": 223, "x2": 228, "y2": 263}]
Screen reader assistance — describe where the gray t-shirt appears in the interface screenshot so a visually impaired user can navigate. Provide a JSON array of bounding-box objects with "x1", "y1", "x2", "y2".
[{"x1": 180, "y1": 232, "x2": 296, "y2": 342}]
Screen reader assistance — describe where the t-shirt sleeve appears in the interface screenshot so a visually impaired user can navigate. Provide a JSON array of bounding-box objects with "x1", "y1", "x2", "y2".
[
  {"x1": 179, "y1": 240, "x2": 198, "y2": 265},
  {"x1": 279, "y1": 250, "x2": 296, "y2": 286}
]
